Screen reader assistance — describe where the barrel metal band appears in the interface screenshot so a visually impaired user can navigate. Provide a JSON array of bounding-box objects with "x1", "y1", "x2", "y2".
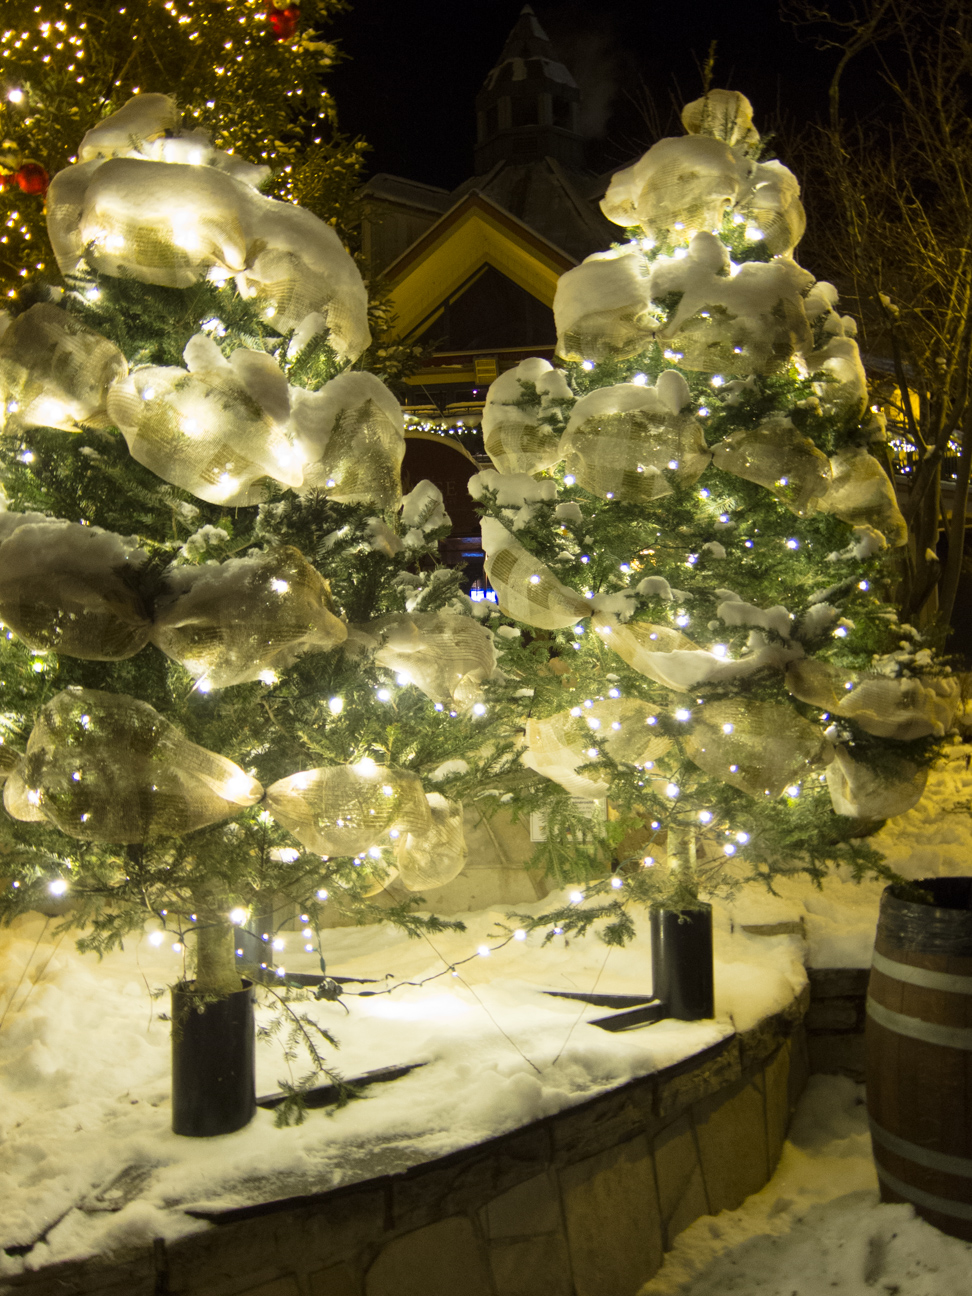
[
  {"x1": 866, "y1": 997, "x2": 972, "y2": 1051},
  {"x1": 870, "y1": 1117, "x2": 972, "y2": 1179},
  {"x1": 872, "y1": 949, "x2": 972, "y2": 995},
  {"x1": 876, "y1": 1165, "x2": 972, "y2": 1222}
]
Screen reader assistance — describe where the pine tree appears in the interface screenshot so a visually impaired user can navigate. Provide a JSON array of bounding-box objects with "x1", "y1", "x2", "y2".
[
  {"x1": 0, "y1": 0, "x2": 365, "y2": 293},
  {"x1": 0, "y1": 95, "x2": 517, "y2": 1056},
  {"x1": 473, "y1": 90, "x2": 956, "y2": 943}
]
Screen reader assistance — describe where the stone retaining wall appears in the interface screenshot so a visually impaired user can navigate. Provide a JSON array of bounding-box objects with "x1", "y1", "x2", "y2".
[
  {"x1": 2, "y1": 989, "x2": 809, "y2": 1296},
  {"x1": 806, "y1": 968, "x2": 869, "y2": 1081}
]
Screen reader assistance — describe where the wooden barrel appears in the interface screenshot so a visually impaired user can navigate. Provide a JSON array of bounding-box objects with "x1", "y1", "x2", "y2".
[{"x1": 866, "y1": 877, "x2": 972, "y2": 1240}]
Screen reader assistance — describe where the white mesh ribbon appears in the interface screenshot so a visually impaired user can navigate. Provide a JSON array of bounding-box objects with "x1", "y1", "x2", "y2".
[
  {"x1": 3, "y1": 687, "x2": 263, "y2": 840},
  {"x1": 0, "y1": 303, "x2": 127, "y2": 434},
  {"x1": 738, "y1": 161, "x2": 806, "y2": 258},
  {"x1": 0, "y1": 520, "x2": 151, "y2": 660},
  {"x1": 0, "y1": 743, "x2": 19, "y2": 786},
  {"x1": 396, "y1": 792, "x2": 466, "y2": 890},
  {"x1": 649, "y1": 233, "x2": 814, "y2": 376},
  {"x1": 553, "y1": 245, "x2": 660, "y2": 363},
  {"x1": 77, "y1": 93, "x2": 181, "y2": 161},
  {"x1": 524, "y1": 698, "x2": 672, "y2": 798},
  {"x1": 592, "y1": 615, "x2": 707, "y2": 690},
  {"x1": 151, "y1": 547, "x2": 347, "y2": 690},
  {"x1": 265, "y1": 763, "x2": 431, "y2": 858},
  {"x1": 710, "y1": 416, "x2": 832, "y2": 516},
  {"x1": 364, "y1": 612, "x2": 496, "y2": 705},
  {"x1": 785, "y1": 658, "x2": 856, "y2": 711},
  {"x1": 47, "y1": 95, "x2": 370, "y2": 361},
  {"x1": 819, "y1": 447, "x2": 907, "y2": 548},
  {"x1": 482, "y1": 357, "x2": 572, "y2": 475},
  {"x1": 826, "y1": 745, "x2": 927, "y2": 819},
  {"x1": 481, "y1": 518, "x2": 591, "y2": 630},
  {"x1": 681, "y1": 90, "x2": 759, "y2": 147},
  {"x1": 106, "y1": 361, "x2": 301, "y2": 507},
  {"x1": 561, "y1": 371, "x2": 710, "y2": 503},
  {"x1": 683, "y1": 699, "x2": 823, "y2": 798},
  {"x1": 77, "y1": 94, "x2": 268, "y2": 188},
  {"x1": 804, "y1": 336, "x2": 868, "y2": 423},
  {"x1": 601, "y1": 134, "x2": 745, "y2": 238},
  {"x1": 2, "y1": 766, "x2": 47, "y2": 821},
  {"x1": 836, "y1": 677, "x2": 957, "y2": 740},
  {"x1": 291, "y1": 372, "x2": 405, "y2": 509}
]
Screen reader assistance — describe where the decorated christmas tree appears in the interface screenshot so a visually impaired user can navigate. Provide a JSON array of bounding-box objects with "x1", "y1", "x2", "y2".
[
  {"x1": 0, "y1": 95, "x2": 516, "y2": 1119},
  {"x1": 473, "y1": 89, "x2": 956, "y2": 946},
  {"x1": 0, "y1": 0, "x2": 366, "y2": 292}
]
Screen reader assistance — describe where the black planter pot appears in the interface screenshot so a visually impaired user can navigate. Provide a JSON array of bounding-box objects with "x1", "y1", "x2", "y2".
[
  {"x1": 650, "y1": 905, "x2": 715, "y2": 1021},
  {"x1": 171, "y1": 980, "x2": 256, "y2": 1137}
]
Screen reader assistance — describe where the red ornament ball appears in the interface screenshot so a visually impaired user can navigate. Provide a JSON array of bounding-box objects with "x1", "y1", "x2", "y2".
[
  {"x1": 14, "y1": 162, "x2": 48, "y2": 196},
  {"x1": 268, "y1": 4, "x2": 300, "y2": 39}
]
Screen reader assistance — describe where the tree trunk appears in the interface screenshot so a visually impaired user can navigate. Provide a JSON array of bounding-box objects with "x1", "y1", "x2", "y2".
[
  {"x1": 192, "y1": 899, "x2": 243, "y2": 997},
  {"x1": 937, "y1": 406, "x2": 972, "y2": 630},
  {"x1": 905, "y1": 470, "x2": 942, "y2": 626},
  {"x1": 666, "y1": 824, "x2": 698, "y2": 898}
]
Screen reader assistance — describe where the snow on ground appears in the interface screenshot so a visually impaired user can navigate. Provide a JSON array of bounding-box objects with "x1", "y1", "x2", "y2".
[
  {"x1": 639, "y1": 1075, "x2": 972, "y2": 1295},
  {"x1": 725, "y1": 741, "x2": 972, "y2": 967},
  {"x1": 1, "y1": 743, "x2": 971, "y2": 1275}
]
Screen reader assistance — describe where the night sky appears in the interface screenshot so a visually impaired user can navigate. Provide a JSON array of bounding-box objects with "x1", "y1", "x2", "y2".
[{"x1": 328, "y1": 0, "x2": 855, "y2": 192}]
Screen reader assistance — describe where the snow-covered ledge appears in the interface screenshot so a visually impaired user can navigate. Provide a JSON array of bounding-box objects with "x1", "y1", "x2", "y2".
[{"x1": 0, "y1": 904, "x2": 809, "y2": 1296}]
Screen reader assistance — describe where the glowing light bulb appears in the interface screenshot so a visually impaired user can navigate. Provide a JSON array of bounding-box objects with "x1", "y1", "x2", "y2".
[
  {"x1": 514, "y1": 928, "x2": 527, "y2": 941},
  {"x1": 563, "y1": 474, "x2": 576, "y2": 486},
  {"x1": 674, "y1": 709, "x2": 691, "y2": 722},
  {"x1": 666, "y1": 783, "x2": 680, "y2": 798},
  {"x1": 328, "y1": 696, "x2": 344, "y2": 716},
  {"x1": 699, "y1": 810, "x2": 713, "y2": 824},
  {"x1": 569, "y1": 890, "x2": 584, "y2": 904},
  {"x1": 478, "y1": 944, "x2": 491, "y2": 957},
  {"x1": 611, "y1": 876, "x2": 623, "y2": 889},
  {"x1": 48, "y1": 879, "x2": 68, "y2": 896},
  {"x1": 148, "y1": 930, "x2": 165, "y2": 947}
]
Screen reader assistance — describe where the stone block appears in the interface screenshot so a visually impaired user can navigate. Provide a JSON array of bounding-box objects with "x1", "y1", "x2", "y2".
[
  {"x1": 652, "y1": 1113, "x2": 709, "y2": 1248},
  {"x1": 655, "y1": 1039, "x2": 741, "y2": 1122},
  {"x1": 488, "y1": 1234, "x2": 573, "y2": 1296},
  {"x1": 736, "y1": 989, "x2": 808, "y2": 1072},
  {"x1": 805, "y1": 999, "x2": 862, "y2": 1032},
  {"x1": 807, "y1": 1031, "x2": 866, "y2": 1081},
  {"x1": 550, "y1": 1086, "x2": 651, "y2": 1165},
  {"x1": 740, "y1": 920, "x2": 805, "y2": 937},
  {"x1": 308, "y1": 1263, "x2": 361, "y2": 1296},
  {"x1": 483, "y1": 1171, "x2": 563, "y2": 1238},
  {"x1": 364, "y1": 1215, "x2": 492, "y2": 1296},
  {"x1": 559, "y1": 1134, "x2": 663, "y2": 1296},
  {"x1": 762, "y1": 1041, "x2": 791, "y2": 1173},
  {"x1": 807, "y1": 967, "x2": 870, "y2": 999},
  {"x1": 788, "y1": 1022, "x2": 810, "y2": 1111},
  {"x1": 234, "y1": 1280, "x2": 301, "y2": 1296},
  {"x1": 693, "y1": 1073, "x2": 769, "y2": 1213},
  {"x1": 389, "y1": 1123, "x2": 549, "y2": 1233}
]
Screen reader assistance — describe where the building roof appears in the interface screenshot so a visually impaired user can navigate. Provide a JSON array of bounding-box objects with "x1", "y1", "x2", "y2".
[{"x1": 382, "y1": 190, "x2": 576, "y2": 342}]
